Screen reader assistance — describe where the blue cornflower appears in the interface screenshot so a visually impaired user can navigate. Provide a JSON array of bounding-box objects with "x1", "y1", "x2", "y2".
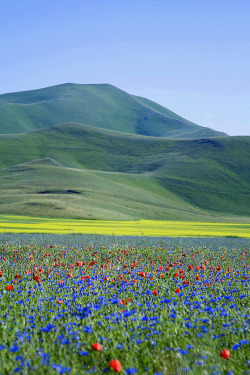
[
  {"x1": 239, "y1": 340, "x2": 249, "y2": 345},
  {"x1": 52, "y1": 364, "x2": 71, "y2": 374},
  {"x1": 13, "y1": 368, "x2": 21, "y2": 373},
  {"x1": 110, "y1": 298, "x2": 120, "y2": 304},
  {"x1": 232, "y1": 344, "x2": 241, "y2": 350},
  {"x1": 125, "y1": 368, "x2": 138, "y2": 374},
  {"x1": 169, "y1": 313, "x2": 176, "y2": 319},
  {"x1": 39, "y1": 352, "x2": 50, "y2": 366},
  {"x1": 196, "y1": 361, "x2": 204, "y2": 366},
  {"x1": 83, "y1": 326, "x2": 92, "y2": 333},
  {"x1": 200, "y1": 326, "x2": 208, "y2": 333},
  {"x1": 178, "y1": 349, "x2": 189, "y2": 355},
  {"x1": 40, "y1": 323, "x2": 55, "y2": 333},
  {"x1": 15, "y1": 355, "x2": 23, "y2": 361},
  {"x1": 61, "y1": 338, "x2": 70, "y2": 345},
  {"x1": 199, "y1": 355, "x2": 208, "y2": 360},
  {"x1": 9, "y1": 345, "x2": 19, "y2": 353}
]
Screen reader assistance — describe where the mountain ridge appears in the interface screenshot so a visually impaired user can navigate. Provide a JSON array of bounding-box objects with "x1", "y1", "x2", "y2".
[{"x1": 0, "y1": 83, "x2": 226, "y2": 138}]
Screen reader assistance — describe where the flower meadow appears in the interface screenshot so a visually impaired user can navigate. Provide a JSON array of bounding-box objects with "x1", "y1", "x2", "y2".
[{"x1": 0, "y1": 234, "x2": 249, "y2": 375}]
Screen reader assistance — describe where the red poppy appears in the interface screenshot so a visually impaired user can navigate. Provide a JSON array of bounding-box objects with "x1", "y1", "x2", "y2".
[
  {"x1": 175, "y1": 288, "x2": 181, "y2": 294},
  {"x1": 220, "y1": 349, "x2": 230, "y2": 359},
  {"x1": 5, "y1": 285, "x2": 14, "y2": 291},
  {"x1": 152, "y1": 290, "x2": 158, "y2": 296},
  {"x1": 120, "y1": 298, "x2": 132, "y2": 305},
  {"x1": 109, "y1": 359, "x2": 122, "y2": 372},
  {"x1": 92, "y1": 343, "x2": 102, "y2": 351},
  {"x1": 33, "y1": 272, "x2": 41, "y2": 284}
]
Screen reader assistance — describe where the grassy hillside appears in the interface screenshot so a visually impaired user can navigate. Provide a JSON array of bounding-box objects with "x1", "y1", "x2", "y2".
[
  {"x1": 0, "y1": 83, "x2": 225, "y2": 138},
  {"x1": 0, "y1": 123, "x2": 249, "y2": 220},
  {"x1": 0, "y1": 161, "x2": 207, "y2": 220}
]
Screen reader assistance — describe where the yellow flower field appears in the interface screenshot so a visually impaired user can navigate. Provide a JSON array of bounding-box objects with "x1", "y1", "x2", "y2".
[{"x1": 0, "y1": 215, "x2": 249, "y2": 237}]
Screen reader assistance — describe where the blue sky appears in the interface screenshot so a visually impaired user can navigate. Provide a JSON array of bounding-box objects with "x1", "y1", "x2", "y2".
[{"x1": 1, "y1": 0, "x2": 249, "y2": 135}]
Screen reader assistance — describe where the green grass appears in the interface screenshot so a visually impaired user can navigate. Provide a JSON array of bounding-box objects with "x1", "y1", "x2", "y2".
[
  {"x1": 0, "y1": 83, "x2": 225, "y2": 138},
  {"x1": 0, "y1": 123, "x2": 249, "y2": 220}
]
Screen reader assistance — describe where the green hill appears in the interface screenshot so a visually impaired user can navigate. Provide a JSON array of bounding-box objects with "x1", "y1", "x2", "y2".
[
  {"x1": 0, "y1": 83, "x2": 248, "y2": 221},
  {"x1": 0, "y1": 83, "x2": 225, "y2": 138},
  {"x1": 0, "y1": 123, "x2": 249, "y2": 220}
]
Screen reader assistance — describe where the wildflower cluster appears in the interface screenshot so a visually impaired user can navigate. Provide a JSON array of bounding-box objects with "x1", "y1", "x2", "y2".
[{"x1": 0, "y1": 235, "x2": 249, "y2": 374}]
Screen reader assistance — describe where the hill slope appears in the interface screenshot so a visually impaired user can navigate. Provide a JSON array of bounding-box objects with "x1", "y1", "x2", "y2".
[
  {"x1": 0, "y1": 83, "x2": 225, "y2": 138},
  {"x1": 0, "y1": 123, "x2": 249, "y2": 220}
]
